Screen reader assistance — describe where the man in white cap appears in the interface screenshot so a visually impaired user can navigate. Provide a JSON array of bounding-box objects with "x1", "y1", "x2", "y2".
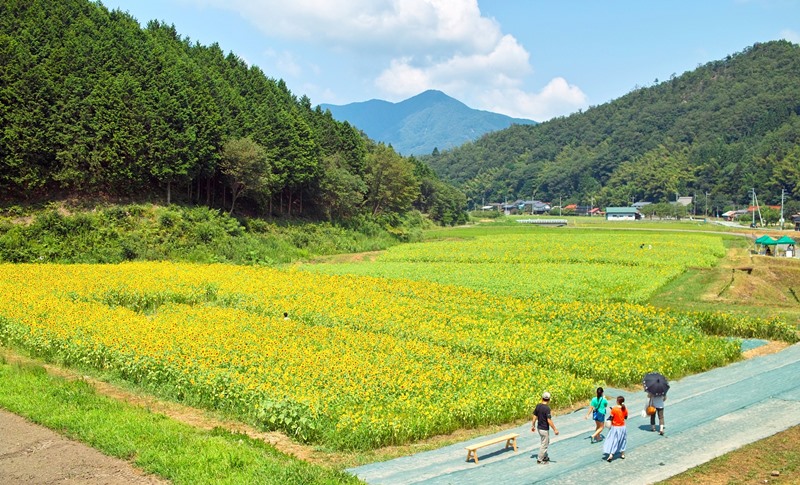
[{"x1": 532, "y1": 391, "x2": 559, "y2": 464}]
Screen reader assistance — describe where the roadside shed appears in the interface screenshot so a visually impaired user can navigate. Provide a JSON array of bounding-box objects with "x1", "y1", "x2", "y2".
[{"x1": 605, "y1": 207, "x2": 639, "y2": 221}]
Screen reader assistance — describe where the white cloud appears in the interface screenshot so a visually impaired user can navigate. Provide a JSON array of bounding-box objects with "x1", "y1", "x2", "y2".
[
  {"x1": 192, "y1": 0, "x2": 500, "y2": 50},
  {"x1": 187, "y1": 0, "x2": 588, "y2": 119},
  {"x1": 780, "y1": 28, "x2": 800, "y2": 44},
  {"x1": 374, "y1": 34, "x2": 530, "y2": 95},
  {"x1": 478, "y1": 78, "x2": 588, "y2": 121}
]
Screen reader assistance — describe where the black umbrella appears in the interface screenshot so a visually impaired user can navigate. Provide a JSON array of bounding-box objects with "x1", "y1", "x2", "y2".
[{"x1": 643, "y1": 372, "x2": 670, "y2": 396}]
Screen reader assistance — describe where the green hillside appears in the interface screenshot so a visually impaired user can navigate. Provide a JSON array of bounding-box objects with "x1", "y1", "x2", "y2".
[
  {"x1": 424, "y1": 41, "x2": 800, "y2": 213},
  {"x1": 0, "y1": 0, "x2": 466, "y2": 226}
]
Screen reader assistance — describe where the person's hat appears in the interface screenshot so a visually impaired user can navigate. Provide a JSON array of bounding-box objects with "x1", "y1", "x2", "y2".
[{"x1": 542, "y1": 391, "x2": 551, "y2": 400}]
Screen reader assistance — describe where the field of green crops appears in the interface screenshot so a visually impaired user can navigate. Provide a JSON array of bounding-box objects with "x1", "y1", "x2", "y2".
[
  {"x1": 301, "y1": 229, "x2": 726, "y2": 302},
  {"x1": 0, "y1": 230, "x2": 792, "y2": 451}
]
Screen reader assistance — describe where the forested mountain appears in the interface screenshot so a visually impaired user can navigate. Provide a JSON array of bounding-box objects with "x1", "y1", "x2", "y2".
[
  {"x1": 424, "y1": 41, "x2": 800, "y2": 214},
  {"x1": 0, "y1": 0, "x2": 466, "y2": 225},
  {"x1": 321, "y1": 90, "x2": 536, "y2": 156}
]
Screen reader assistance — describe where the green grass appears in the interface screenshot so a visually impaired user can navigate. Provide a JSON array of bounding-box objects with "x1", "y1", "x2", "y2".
[
  {"x1": 0, "y1": 203, "x2": 407, "y2": 265},
  {"x1": 427, "y1": 217, "x2": 748, "y2": 240},
  {"x1": 0, "y1": 359, "x2": 359, "y2": 485}
]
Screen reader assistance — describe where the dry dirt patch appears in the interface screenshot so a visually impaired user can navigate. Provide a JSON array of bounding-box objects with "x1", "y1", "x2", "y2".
[{"x1": 0, "y1": 408, "x2": 166, "y2": 485}]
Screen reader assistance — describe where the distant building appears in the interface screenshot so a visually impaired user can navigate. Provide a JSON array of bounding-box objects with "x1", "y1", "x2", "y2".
[
  {"x1": 722, "y1": 209, "x2": 748, "y2": 221},
  {"x1": 632, "y1": 201, "x2": 651, "y2": 210},
  {"x1": 605, "y1": 207, "x2": 640, "y2": 221},
  {"x1": 672, "y1": 196, "x2": 693, "y2": 207},
  {"x1": 792, "y1": 214, "x2": 800, "y2": 231},
  {"x1": 518, "y1": 200, "x2": 552, "y2": 214}
]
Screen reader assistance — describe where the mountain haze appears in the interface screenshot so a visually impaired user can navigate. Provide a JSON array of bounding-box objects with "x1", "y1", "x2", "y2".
[{"x1": 321, "y1": 90, "x2": 537, "y2": 156}]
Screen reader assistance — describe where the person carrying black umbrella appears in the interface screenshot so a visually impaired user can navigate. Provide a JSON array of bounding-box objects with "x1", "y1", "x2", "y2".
[
  {"x1": 647, "y1": 391, "x2": 667, "y2": 435},
  {"x1": 643, "y1": 372, "x2": 670, "y2": 436}
]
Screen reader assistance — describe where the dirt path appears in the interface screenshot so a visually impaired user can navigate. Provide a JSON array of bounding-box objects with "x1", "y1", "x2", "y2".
[{"x1": 0, "y1": 408, "x2": 166, "y2": 485}]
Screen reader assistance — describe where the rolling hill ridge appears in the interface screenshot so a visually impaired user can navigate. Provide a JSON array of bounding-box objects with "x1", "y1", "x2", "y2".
[{"x1": 321, "y1": 90, "x2": 537, "y2": 156}]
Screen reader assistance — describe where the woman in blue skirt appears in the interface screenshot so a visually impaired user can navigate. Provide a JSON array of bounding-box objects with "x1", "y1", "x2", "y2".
[
  {"x1": 585, "y1": 386, "x2": 608, "y2": 443},
  {"x1": 603, "y1": 395, "x2": 628, "y2": 462}
]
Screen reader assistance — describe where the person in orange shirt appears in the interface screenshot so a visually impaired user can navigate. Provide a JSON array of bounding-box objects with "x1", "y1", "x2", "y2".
[{"x1": 603, "y1": 395, "x2": 628, "y2": 462}]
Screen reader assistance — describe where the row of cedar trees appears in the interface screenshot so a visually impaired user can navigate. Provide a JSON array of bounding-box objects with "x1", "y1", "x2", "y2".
[{"x1": 0, "y1": 0, "x2": 467, "y2": 225}]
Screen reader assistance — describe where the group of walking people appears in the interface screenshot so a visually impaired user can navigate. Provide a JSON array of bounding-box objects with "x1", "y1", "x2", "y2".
[{"x1": 531, "y1": 385, "x2": 667, "y2": 464}]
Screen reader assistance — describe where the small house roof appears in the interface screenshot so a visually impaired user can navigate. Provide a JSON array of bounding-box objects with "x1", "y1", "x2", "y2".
[{"x1": 605, "y1": 207, "x2": 638, "y2": 214}]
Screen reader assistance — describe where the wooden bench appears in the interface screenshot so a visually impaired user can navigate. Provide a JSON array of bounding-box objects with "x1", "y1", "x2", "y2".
[{"x1": 464, "y1": 433, "x2": 519, "y2": 463}]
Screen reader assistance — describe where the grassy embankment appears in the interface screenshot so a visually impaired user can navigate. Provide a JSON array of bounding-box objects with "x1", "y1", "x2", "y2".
[
  {"x1": 0, "y1": 202, "x2": 424, "y2": 265},
  {"x1": 0, "y1": 356, "x2": 359, "y2": 484}
]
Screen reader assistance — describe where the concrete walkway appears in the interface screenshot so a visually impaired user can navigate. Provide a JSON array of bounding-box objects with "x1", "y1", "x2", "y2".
[{"x1": 350, "y1": 342, "x2": 800, "y2": 484}]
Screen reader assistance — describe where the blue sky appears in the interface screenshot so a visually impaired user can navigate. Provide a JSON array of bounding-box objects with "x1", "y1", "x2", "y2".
[{"x1": 101, "y1": 0, "x2": 800, "y2": 121}]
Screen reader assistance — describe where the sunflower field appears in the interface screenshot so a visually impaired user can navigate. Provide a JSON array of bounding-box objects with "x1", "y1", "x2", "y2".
[{"x1": 2, "y1": 237, "x2": 782, "y2": 450}]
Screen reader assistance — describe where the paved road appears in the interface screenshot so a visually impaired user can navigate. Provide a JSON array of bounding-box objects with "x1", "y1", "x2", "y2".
[{"x1": 350, "y1": 342, "x2": 800, "y2": 484}]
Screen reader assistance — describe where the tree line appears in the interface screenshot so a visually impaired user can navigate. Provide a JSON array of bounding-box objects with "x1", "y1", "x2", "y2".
[
  {"x1": 0, "y1": 0, "x2": 467, "y2": 226},
  {"x1": 424, "y1": 40, "x2": 800, "y2": 215}
]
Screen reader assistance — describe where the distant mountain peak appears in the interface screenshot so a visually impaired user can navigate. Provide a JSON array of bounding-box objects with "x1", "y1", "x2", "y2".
[
  {"x1": 410, "y1": 89, "x2": 454, "y2": 102},
  {"x1": 321, "y1": 91, "x2": 536, "y2": 155}
]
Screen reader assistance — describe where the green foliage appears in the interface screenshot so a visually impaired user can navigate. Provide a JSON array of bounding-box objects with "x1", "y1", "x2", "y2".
[
  {"x1": 692, "y1": 312, "x2": 799, "y2": 342},
  {"x1": 256, "y1": 399, "x2": 322, "y2": 444},
  {"x1": 0, "y1": 204, "x2": 400, "y2": 264},
  {"x1": 220, "y1": 137, "x2": 276, "y2": 214},
  {"x1": 425, "y1": 41, "x2": 800, "y2": 210},
  {"x1": 0, "y1": 0, "x2": 465, "y2": 225},
  {"x1": 469, "y1": 210, "x2": 504, "y2": 220},
  {"x1": 364, "y1": 143, "x2": 419, "y2": 217}
]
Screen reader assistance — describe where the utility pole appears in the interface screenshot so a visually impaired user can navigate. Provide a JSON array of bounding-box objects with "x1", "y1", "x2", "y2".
[
  {"x1": 780, "y1": 188, "x2": 785, "y2": 230},
  {"x1": 705, "y1": 192, "x2": 709, "y2": 218},
  {"x1": 559, "y1": 195, "x2": 562, "y2": 216}
]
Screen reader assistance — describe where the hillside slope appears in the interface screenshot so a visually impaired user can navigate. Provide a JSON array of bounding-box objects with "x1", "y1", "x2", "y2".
[
  {"x1": 0, "y1": 0, "x2": 467, "y2": 226},
  {"x1": 424, "y1": 41, "x2": 800, "y2": 212}
]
